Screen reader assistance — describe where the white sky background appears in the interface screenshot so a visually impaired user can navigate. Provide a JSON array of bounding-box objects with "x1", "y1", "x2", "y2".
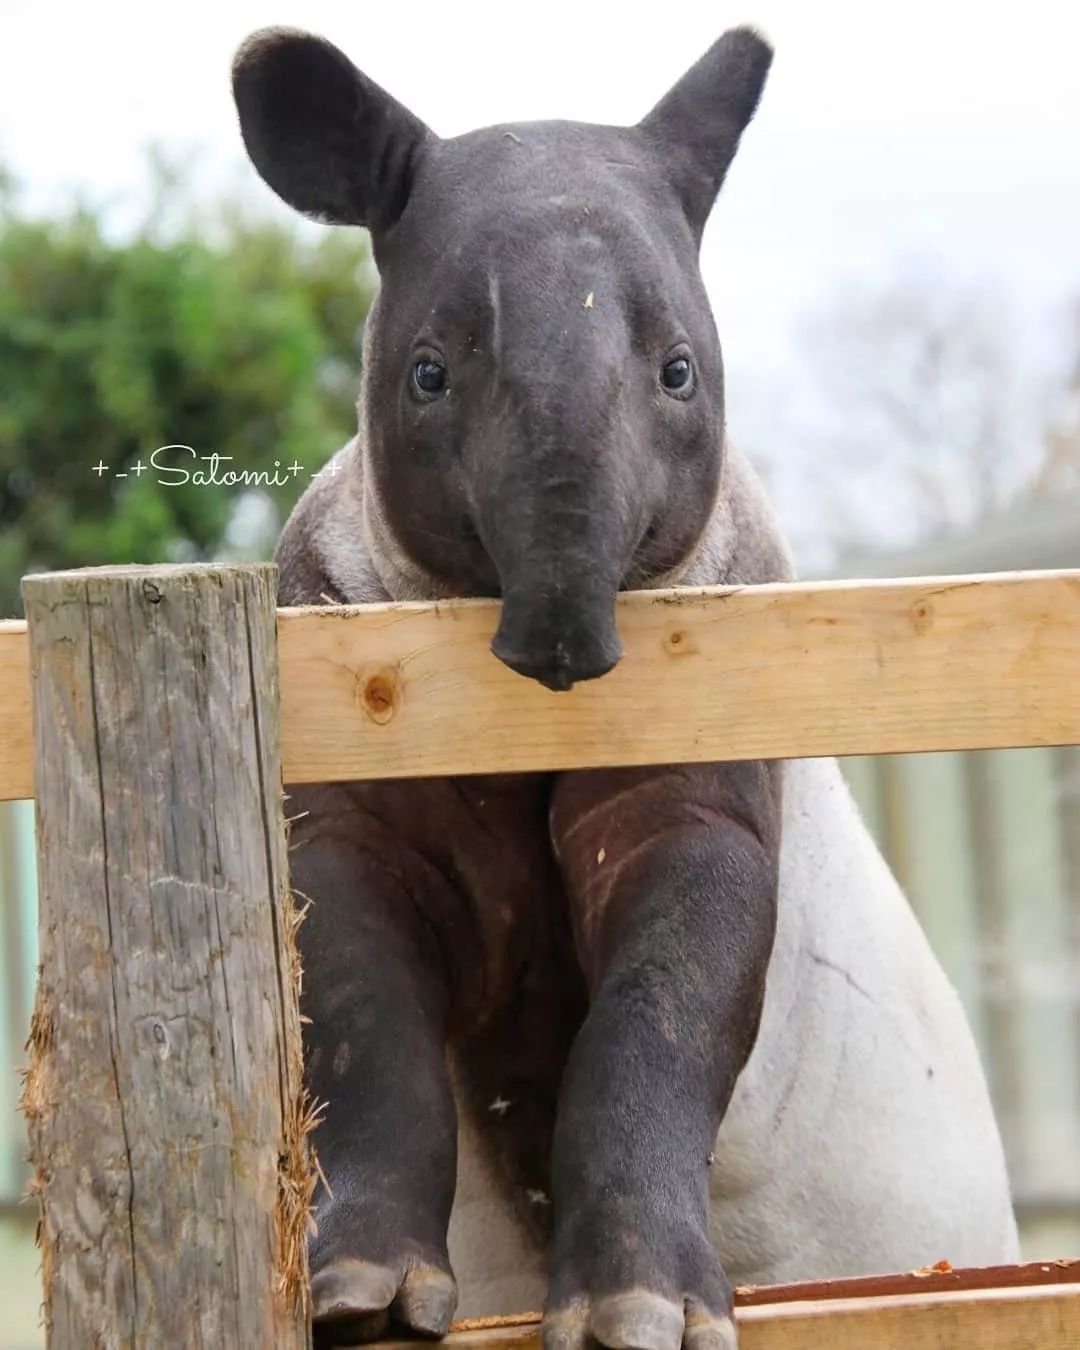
[{"x1": 2, "y1": 0, "x2": 1079, "y2": 560}]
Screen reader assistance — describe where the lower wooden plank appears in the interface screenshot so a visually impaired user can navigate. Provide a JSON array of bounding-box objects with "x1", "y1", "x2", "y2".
[
  {"x1": 737, "y1": 1283, "x2": 1080, "y2": 1348},
  {"x1": 390, "y1": 1284, "x2": 1080, "y2": 1350}
]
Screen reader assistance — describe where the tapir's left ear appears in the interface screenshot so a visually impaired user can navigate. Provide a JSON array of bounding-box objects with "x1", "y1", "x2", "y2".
[
  {"x1": 639, "y1": 27, "x2": 773, "y2": 237},
  {"x1": 232, "y1": 28, "x2": 432, "y2": 231}
]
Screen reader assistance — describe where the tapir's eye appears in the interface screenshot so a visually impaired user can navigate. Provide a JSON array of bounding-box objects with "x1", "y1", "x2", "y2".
[
  {"x1": 661, "y1": 356, "x2": 693, "y2": 395},
  {"x1": 412, "y1": 359, "x2": 448, "y2": 400}
]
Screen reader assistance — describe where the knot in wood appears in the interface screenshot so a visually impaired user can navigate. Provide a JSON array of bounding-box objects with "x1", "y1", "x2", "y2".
[
  {"x1": 361, "y1": 669, "x2": 399, "y2": 724},
  {"x1": 665, "y1": 628, "x2": 696, "y2": 656}
]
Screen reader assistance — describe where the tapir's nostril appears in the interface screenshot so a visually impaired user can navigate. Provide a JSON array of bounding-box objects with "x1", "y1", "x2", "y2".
[
  {"x1": 490, "y1": 575, "x2": 624, "y2": 691},
  {"x1": 490, "y1": 632, "x2": 622, "y2": 692}
]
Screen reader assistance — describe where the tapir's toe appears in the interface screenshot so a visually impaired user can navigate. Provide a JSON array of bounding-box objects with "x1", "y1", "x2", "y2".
[
  {"x1": 542, "y1": 1290, "x2": 738, "y2": 1350},
  {"x1": 313, "y1": 1257, "x2": 398, "y2": 1319},
  {"x1": 591, "y1": 1290, "x2": 685, "y2": 1350},
  {"x1": 392, "y1": 1265, "x2": 460, "y2": 1336},
  {"x1": 312, "y1": 1257, "x2": 458, "y2": 1345},
  {"x1": 681, "y1": 1299, "x2": 739, "y2": 1350}
]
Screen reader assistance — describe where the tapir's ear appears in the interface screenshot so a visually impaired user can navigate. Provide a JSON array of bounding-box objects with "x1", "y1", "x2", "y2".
[
  {"x1": 232, "y1": 28, "x2": 432, "y2": 231},
  {"x1": 639, "y1": 27, "x2": 773, "y2": 236}
]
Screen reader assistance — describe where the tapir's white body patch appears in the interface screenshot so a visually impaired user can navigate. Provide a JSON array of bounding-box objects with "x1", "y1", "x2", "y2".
[
  {"x1": 709, "y1": 755, "x2": 1017, "y2": 1281},
  {"x1": 300, "y1": 436, "x2": 1019, "y2": 1314}
]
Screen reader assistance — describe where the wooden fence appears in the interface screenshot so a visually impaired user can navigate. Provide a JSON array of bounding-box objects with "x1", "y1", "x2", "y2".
[{"x1": 2, "y1": 562, "x2": 1079, "y2": 1348}]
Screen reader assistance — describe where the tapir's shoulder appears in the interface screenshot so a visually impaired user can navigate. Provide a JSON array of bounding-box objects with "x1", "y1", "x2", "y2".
[{"x1": 274, "y1": 439, "x2": 390, "y2": 606}]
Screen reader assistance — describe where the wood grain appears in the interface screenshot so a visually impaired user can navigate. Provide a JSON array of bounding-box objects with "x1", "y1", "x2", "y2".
[
  {"x1": 3, "y1": 569, "x2": 1079, "y2": 799},
  {"x1": 392, "y1": 1283, "x2": 1080, "y2": 1349},
  {"x1": 21, "y1": 565, "x2": 310, "y2": 1349},
  {"x1": 0, "y1": 617, "x2": 32, "y2": 800}
]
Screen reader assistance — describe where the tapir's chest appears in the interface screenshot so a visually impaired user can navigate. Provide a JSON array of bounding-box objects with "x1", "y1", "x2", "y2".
[
  {"x1": 318, "y1": 760, "x2": 779, "y2": 1027},
  {"x1": 325, "y1": 772, "x2": 566, "y2": 1023}
]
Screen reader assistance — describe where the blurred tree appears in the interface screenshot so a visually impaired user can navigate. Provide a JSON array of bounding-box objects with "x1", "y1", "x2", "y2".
[
  {"x1": 0, "y1": 169, "x2": 376, "y2": 614},
  {"x1": 1031, "y1": 298, "x2": 1080, "y2": 498},
  {"x1": 782, "y1": 269, "x2": 1080, "y2": 559}
]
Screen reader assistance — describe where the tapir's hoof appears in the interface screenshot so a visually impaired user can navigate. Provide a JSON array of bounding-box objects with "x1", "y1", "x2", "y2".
[
  {"x1": 312, "y1": 1258, "x2": 458, "y2": 1345},
  {"x1": 543, "y1": 1291, "x2": 738, "y2": 1350}
]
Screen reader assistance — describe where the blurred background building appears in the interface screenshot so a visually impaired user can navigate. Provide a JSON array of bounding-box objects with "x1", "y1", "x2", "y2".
[{"x1": 1, "y1": 1, "x2": 1078, "y2": 1345}]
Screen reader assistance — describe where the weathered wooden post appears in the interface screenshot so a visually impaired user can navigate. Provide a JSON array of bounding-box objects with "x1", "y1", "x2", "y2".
[{"x1": 21, "y1": 564, "x2": 311, "y2": 1348}]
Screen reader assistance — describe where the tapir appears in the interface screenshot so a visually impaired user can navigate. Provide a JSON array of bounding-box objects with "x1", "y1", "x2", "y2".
[{"x1": 232, "y1": 26, "x2": 1019, "y2": 1349}]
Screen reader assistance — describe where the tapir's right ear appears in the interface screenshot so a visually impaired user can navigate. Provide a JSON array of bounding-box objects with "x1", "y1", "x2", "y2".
[
  {"x1": 639, "y1": 28, "x2": 773, "y2": 240},
  {"x1": 232, "y1": 28, "x2": 432, "y2": 231}
]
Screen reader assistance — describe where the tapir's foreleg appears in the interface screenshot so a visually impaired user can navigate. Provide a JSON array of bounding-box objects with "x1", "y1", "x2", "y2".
[
  {"x1": 545, "y1": 763, "x2": 781, "y2": 1350},
  {"x1": 287, "y1": 784, "x2": 460, "y2": 1345}
]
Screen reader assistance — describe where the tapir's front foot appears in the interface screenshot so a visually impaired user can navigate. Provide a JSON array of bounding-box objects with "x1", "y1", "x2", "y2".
[
  {"x1": 546, "y1": 1289, "x2": 736, "y2": 1350},
  {"x1": 541, "y1": 1005, "x2": 738, "y2": 1350},
  {"x1": 312, "y1": 1258, "x2": 457, "y2": 1346},
  {"x1": 287, "y1": 787, "x2": 461, "y2": 1347},
  {"x1": 544, "y1": 1162, "x2": 737, "y2": 1350},
  {"x1": 307, "y1": 968, "x2": 460, "y2": 1346},
  {"x1": 544, "y1": 764, "x2": 781, "y2": 1350},
  {"x1": 306, "y1": 968, "x2": 459, "y2": 1348}
]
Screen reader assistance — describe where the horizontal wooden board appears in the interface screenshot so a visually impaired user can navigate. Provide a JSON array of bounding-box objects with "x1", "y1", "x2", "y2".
[
  {"x1": 0, "y1": 618, "x2": 31, "y2": 801},
  {"x1": 3, "y1": 570, "x2": 1080, "y2": 799},
  {"x1": 401, "y1": 1283, "x2": 1080, "y2": 1349}
]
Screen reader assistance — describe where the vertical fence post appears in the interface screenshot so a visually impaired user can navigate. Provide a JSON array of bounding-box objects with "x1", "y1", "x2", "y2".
[{"x1": 21, "y1": 564, "x2": 311, "y2": 1348}]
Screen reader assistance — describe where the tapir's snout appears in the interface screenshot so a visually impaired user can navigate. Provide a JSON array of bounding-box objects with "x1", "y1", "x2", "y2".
[
  {"x1": 480, "y1": 452, "x2": 634, "y2": 691},
  {"x1": 491, "y1": 586, "x2": 623, "y2": 691}
]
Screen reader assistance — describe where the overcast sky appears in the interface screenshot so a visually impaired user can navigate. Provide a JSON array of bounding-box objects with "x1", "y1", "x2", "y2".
[{"x1": 2, "y1": 0, "x2": 1078, "y2": 556}]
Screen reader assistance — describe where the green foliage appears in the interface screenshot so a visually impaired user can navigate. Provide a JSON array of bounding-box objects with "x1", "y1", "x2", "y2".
[{"x1": 0, "y1": 177, "x2": 376, "y2": 614}]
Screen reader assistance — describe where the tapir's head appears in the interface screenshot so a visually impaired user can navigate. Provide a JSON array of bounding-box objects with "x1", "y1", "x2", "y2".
[{"x1": 233, "y1": 29, "x2": 771, "y2": 689}]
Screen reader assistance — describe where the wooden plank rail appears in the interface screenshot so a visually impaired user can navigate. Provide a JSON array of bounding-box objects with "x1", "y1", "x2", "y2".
[{"x1": 3, "y1": 568, "x2": 1080, "y2": 799}]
